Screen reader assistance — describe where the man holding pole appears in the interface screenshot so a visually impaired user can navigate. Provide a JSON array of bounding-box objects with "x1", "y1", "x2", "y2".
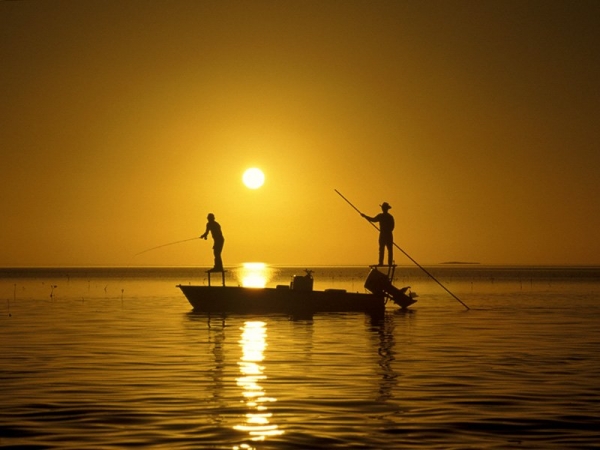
[
  {"x1": 361, "y1": 202, "x2": 394, "y2": 266},
  {"x1": 335, "y1": 189, "x2": 469, "y2": 309}
]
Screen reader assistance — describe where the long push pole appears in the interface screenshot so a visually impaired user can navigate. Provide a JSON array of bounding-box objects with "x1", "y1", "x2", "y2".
[{"x1": 334, "y1": 189, "x2": 470, "y2": 310}]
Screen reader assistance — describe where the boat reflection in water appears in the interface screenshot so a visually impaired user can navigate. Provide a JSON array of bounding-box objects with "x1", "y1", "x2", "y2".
[
  {"x1": 233, "y1": 321, "x2": 283, "y2": 447},
  {"x1": 238, "y1": 262, "x2": 273, "y2": 288}
]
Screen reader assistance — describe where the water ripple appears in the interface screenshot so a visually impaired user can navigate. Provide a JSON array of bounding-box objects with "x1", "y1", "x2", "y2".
[{"x1": 1, "y1": 268, "x2": 600, "y2": 448}]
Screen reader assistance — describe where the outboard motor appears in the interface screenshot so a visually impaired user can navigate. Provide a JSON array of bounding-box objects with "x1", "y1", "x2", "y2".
[
  {"x1": 291, "y1": 269, "x2": 314, "y2": 292},
  {"x1": 364, "y1": 268, "x2": 417, "y2": 309}
]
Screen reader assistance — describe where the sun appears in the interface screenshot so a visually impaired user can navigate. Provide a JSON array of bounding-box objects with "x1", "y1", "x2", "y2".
[{"x1": 242, "y1": 168, "x2": 265, "y2": 189}]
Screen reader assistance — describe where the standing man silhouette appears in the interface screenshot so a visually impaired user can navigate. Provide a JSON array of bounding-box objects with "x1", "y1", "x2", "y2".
[
  {"x1": 361, "y1": 202, "x2": 394, "y2": 266},
  {"x1": 200, "y1": 213, "x2": 224, "y2": 272}
]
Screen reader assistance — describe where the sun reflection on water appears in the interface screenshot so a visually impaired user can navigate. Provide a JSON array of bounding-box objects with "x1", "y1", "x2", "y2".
[
  {"x1": 239, "y1": 262, "x2": 273, "y2": 288},
  {"x1": 233, "y1": 321, "x2": 283, "y2": 448}
]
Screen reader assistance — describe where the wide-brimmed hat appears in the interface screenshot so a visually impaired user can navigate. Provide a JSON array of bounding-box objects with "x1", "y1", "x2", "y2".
[{"x1": 381, "y1": 202, "x2": 391, "y2": 210}]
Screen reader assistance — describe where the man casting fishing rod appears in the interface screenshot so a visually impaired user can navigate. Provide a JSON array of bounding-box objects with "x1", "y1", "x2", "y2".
[
  {"x1": 200, "y1": 213, "x2": 225, "y2": 272},
  {"x1": 361, "y1": 202, "x2": 394, "y2": 267}
]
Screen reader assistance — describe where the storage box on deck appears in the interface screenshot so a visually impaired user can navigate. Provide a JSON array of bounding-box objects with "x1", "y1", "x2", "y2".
[{"x1": 291, "y1": 275, "x2": 313, "y2": 292}]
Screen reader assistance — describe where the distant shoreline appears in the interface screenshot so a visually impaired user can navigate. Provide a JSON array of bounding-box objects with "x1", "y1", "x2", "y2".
[{"x1": 439, "y1": 261, "x2": 481, "y2": 265}]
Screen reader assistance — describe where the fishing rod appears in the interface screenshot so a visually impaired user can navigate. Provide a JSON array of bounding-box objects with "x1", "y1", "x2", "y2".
[
  {"x1": 334, "y1": 189, "x2": 470, "y2": 310},
  {"x1": 134, "y1": 237, "x2": 199, "y2": 256}
]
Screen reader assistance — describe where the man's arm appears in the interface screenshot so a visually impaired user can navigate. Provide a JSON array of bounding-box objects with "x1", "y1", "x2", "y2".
[{"x1": 200, "y1": 224, "x2": 209, "y2": 239}]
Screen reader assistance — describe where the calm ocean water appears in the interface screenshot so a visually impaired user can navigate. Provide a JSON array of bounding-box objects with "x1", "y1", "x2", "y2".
[{"x1": 1, "y1": 266, "x2": 599, "y2": 449}]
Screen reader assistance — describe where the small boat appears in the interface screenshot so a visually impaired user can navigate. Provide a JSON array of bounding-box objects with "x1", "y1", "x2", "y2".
[{"x1": 178, "y1": 267, "x2": 417, "y2": 315}]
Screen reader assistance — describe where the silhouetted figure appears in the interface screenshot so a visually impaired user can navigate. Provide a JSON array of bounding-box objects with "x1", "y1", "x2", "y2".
[
  {"x1": 362, "y1": 202, "x2": 394, "y2": 266},
  {"x1": 200, "y1": 213, "x2": 224, "y2": 272}
]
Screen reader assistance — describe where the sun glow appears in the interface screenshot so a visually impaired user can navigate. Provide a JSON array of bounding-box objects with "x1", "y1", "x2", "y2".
[
  {"x1": 240, "y1": 262, "x2": 272, "y2": 288},
  {"x1": 234, "y1": 321, "x2": 283, "y2": 443},
  {"x1": 242, "y1": 168, "x2": 265, "y2": 189}
]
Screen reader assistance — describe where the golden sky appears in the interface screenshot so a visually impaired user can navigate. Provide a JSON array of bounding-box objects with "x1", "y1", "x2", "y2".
[{"x1": 1, "y1": 0, "x2": 599, "y2": 267}]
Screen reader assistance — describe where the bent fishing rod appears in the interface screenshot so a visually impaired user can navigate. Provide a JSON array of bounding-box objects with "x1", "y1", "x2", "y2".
[
  {"x1": 335, "y1": 189, "x2": 470, "y2": 310},
  {"x1": 134, "y1": 237, "x2": 199, "y2": 256}
]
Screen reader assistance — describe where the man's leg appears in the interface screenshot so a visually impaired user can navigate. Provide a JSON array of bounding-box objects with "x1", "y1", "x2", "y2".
[
  {"x1": 213, "y1": 240, "x2": 224, "y2": 270},
  {"x1": 387, "y1": 242, "x2": 394, "y2": 266}
]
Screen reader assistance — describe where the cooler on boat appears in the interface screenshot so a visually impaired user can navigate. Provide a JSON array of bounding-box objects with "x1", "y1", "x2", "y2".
[{"x1": 291, "y1": 271, "x2": 314, "y2": 292}]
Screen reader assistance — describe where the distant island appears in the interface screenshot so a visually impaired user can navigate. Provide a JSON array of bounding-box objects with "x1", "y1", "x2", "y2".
[{"x1": 439, "y1": 261, "x2": 481, "y2": 265}]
